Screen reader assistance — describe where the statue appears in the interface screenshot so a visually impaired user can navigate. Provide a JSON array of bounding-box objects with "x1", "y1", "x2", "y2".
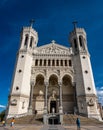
[
  {"x1": 52, "y1": 90, "x2": 56, "y2": 98},
  {"x1": 39, "y1": 90, "x2": 43, "y2": 96}
]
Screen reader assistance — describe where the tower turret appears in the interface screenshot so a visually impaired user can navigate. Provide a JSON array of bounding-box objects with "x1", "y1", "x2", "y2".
[
  {"x1": 20, "y1": 20, "x2": 38, "y2": 50},
  {"x1": 69, "y1": 22, "x2": 88, "y2": 55},
  {"x1": 7, "y1": 21, "x2": 38, "y2": 118},
  {"x1": 69, "y1": 22, "x2": 101, "y2": 120}
]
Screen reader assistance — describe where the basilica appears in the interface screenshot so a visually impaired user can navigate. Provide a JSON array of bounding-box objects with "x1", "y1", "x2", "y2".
[{"x1": 7, "y1": 22, "x2": 101, "y2": 124}]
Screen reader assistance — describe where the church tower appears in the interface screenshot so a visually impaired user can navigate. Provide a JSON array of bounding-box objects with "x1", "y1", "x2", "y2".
[
  {"x1": 69, "y1": 22, "x2": 101, "y2": 120},
  {"x1": 7, "y1": 21, "x2": 38, "y2": 118}
]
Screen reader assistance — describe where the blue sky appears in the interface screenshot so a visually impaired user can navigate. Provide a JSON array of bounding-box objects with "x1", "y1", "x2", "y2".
[{"x1": 0, "y1": 0, "x2": 103, "y2": 112}]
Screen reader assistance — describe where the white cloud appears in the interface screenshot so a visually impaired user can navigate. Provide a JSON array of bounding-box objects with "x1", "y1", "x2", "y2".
[
  {"x1": 0, "y1": 105, "x2": 6, "y2": 108},
  {"x1": 97, "y1": 90, "x2": 103, "y2": 95},
  {"x1": 100, "y1": 86, "x2": 103, "y2": 90},
  {"x1": 96, "y1": 87, "x2": 103, "y2": 106}
]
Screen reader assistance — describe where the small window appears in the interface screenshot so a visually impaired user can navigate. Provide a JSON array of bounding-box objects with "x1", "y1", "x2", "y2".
[
  {"x1": 69, "y1": 60, "x2": 72, "y2": 66},
  {"x1": 21, "y1": 55, "x2": 24, "y2": 58},
  {"x1": 87, "y1": 87, "x2": 91, "y2": 91},
  {"x1": 65, "y1": 60, "x2": 67, "y2": 66},
  {"x1": 85, "y1": 70, "x2": 88, "y2": 74},
  {"x1": 56, "y1": 60, "x2": 59, "y2": 66},
  {"x1": 48, "y1": 59, "x2": 50, "y2": 66},
  {"x1": 44, "y1": 59, "x2": 46, "y2": 66},
  {"x1": 18, "y1": 69, "x2": 22, "y2": 73},
  {"x1": 30, "y1": 37, "x2": 34, "y2": 47},
  {"x1": 16, "y1": 86, "x2": 19, "y2": 90},
  {"x1": 35, "y1": 59, "x2": 38, "y2": 66},
  {"x1": 24, "y1": 34, "x2": 28, "y2": 46},
  {"x1": 61, "y1": 60, "x2": 63, "y2": 66},
  {"x1": 52, "y1": 59, "x2": 55, "y2": 66},
  {"x1": 79, "y1": 36, "x2": 83, "y2": 47},
  {"x1": 40, "y1": 59, "x2": 42, "y2": 66},
  {"x1": 82, "y1": 56, "x2": 86, "y2": 59},
  {"x1": 74, "y1": 39, "x2": 77, "y2": 49}
]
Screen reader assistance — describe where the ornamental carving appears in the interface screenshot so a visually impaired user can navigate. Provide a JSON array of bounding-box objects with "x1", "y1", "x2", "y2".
[
  {"x1": 11, "y1": 99, "x2": 17, "y2": 106},
  {"x1": 88, "y1": 98, "x2": 94, "y2": 106},
  {"x1": 39, "y1": 47, "x2": 66, "y2": 54},
  {"x1": 36, "y1": 43, "x2": 72, "y2": 55}
]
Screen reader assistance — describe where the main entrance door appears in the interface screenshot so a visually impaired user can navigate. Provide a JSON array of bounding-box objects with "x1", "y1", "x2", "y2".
[{"x1": 50, "y1": 101, "x2": 56, "y2": 113}]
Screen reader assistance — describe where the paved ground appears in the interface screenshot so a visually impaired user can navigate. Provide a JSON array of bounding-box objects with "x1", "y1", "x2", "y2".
[{"x1": 0, "y1": 124, "x2": 103, "y2": 130}]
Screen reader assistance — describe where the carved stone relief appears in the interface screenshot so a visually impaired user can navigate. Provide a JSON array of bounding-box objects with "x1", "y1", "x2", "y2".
[
  {"x1": 11, "y1": 99, "x2": 17, "y2": 106},
  {"x1": 88, "y1": 98, "x2": 94, "y2": 106}
]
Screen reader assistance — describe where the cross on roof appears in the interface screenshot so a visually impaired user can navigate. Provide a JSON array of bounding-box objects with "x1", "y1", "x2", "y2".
[
  {"x1": 51, "y1": 40, "x2": 56, "y2": 44},
  {"x1": 30, "y1": 19, "x2": 35, "y2": 27},
  {"x1": 72, "y1": 21, "x2": 78, "y2": 30}
]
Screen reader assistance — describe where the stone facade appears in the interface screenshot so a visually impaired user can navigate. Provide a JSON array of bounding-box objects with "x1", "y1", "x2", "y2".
[{"x1": 6, "y1": 24, "x2": 102, "y2": 123}]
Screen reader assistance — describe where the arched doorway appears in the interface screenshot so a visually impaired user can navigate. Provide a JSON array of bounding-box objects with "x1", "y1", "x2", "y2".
[
  {"x1": 62, "y1": 75, "x2": 75, "y2": 114},
  {"x1": 33, "y1": 74, "x2": 45, "y2": 114},
  {"x1": 48, "y1": 74, "x2": 59, "y2": 113},
  {"x1": 50, "y1": 100, "x2": 57, "y2": 113}
]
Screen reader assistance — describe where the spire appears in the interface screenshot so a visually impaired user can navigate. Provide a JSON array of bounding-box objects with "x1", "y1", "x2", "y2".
[
  {"x1": 29, "y1": 19, "x2": 35, "y2": 28},
  {"x1": 72, "y1": 21, "x2": 78, "y2": 30}
]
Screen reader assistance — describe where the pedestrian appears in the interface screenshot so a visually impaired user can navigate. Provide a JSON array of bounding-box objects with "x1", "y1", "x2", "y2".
[
  {"x1": 2, "y1": 120, "x2": 6, "y2": 126},
  {"x1": 10, "y1": 117, "x2": 15, "y2": 128},
  {"x1": 76, "y1": 117, "x2": 81, "y2": 130}
]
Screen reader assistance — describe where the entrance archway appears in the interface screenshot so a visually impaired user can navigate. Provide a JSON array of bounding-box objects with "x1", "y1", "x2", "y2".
[
  {"x1": 62, "y1": 74, "x2": 74, "y2": 114},
  {"x1": 50, "y1": 100, "x2": 57, "y2": 113},
  {"x1": 48, "y1": 74, "x2": 59, "y2": 113},
  {"x1": 48, "y1": 116, "x2": 59, "y2": 124},
  {"x1": 33, "y1": 74, "x2": 45, "y2": 114}
]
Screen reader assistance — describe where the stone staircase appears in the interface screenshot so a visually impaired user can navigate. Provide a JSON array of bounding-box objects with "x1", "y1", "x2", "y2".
[
  {"x1": 6, "y1": 114, "x2": 103, "y2": 125},
  {"x1": 63, "y1": 114, "x2": 103, "y2": 125},
  {"x1": 41, "y1": 125, "x2": 65, "y2": 130},
  {"x1": 6, "y1": 114, "x2": 43, "y2": 124}
]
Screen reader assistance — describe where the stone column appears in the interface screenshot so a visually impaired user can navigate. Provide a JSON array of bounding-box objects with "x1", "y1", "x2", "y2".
[
  {"x1": 45, "y1": 82, "x2": 48, "y2": 109},
  {"x1": 58, "y1": 81, "x2": 63, "y2": 124},
  {"x1": 59, "y1": 59, "x2": 61, "y2": 66},
  {"x1": 42, "y1": 59, "x2": 44, "y2": 66},
  {"x1": 63, "y1": 60, "x2": 65, "y2": 66},
  {"x1": 38, "y1": 59, "x2": 40, "y2": 66},
  {"x1": 28, "y1": 80, "x2": 35, "y2": 115},
  {"x1": 27, "y1": 36, "x2": 31, "y2": 49},
  {"x1": 58, "y1": 81, "x2": 63, "y2": 112},
  {"x1": 72, "y1": 82, "x2": 78, "y2": 114},
  {"x1": 50, "y1": 59, "x2": 52, "y2": 66},
  {"x1": 43, "y1": 81, "x2": 48, "y2": 124},
  {"x1": 67, "y1": 60, "x2": 69, "y2": 66}
]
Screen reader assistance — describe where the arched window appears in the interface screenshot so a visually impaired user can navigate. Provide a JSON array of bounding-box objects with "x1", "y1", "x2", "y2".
[
  {"x1": 56, "y1": 60, "x2": 59, "y2": 66},
  {"x1": 65, "y1": 60, "x2": 67, "y2": 66},
  {"x1": 44, "y1": 59, "x2": 46, "y2": 66},
  {"x1": 69, "y1": 60, "x2": 72, "y2": 66},
  {"x1": 40, "y1": 59, "x2": 42, "y2": 66},
  {"x1": 52, "y1": 59, "x2": 55, "y2": 66},
  {"x1": 35, "y1": 59, "x2": 38, "y2": 66},
  {"x1": 48, "y1": 59, "x2": 50, "y2": 66},
  {"x1": 79, "y1": 36, "x2": 83, "y2": 47},
  {"x1": 61, "y1": 60, "x2": 63, "y2": 66},
  {"x1": 30, "y1": 37, "x2": 34, "y2": 48},
  {"x1": 74, "y1": 39, "x2": 77, "y2": 50},
  {"x1": 24, "y1": 34, "x2": 28, "y2": 46}
]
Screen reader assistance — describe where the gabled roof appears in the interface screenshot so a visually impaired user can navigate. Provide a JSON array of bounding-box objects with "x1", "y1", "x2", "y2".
[{"x1": 33, "y1": 40, "x2": 72, "y2": 55}]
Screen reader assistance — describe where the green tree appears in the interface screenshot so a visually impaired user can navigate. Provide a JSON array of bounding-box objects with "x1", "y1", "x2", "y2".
[{"x1": 0, "y1": 110, "x2": 6, "y2": 121}]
